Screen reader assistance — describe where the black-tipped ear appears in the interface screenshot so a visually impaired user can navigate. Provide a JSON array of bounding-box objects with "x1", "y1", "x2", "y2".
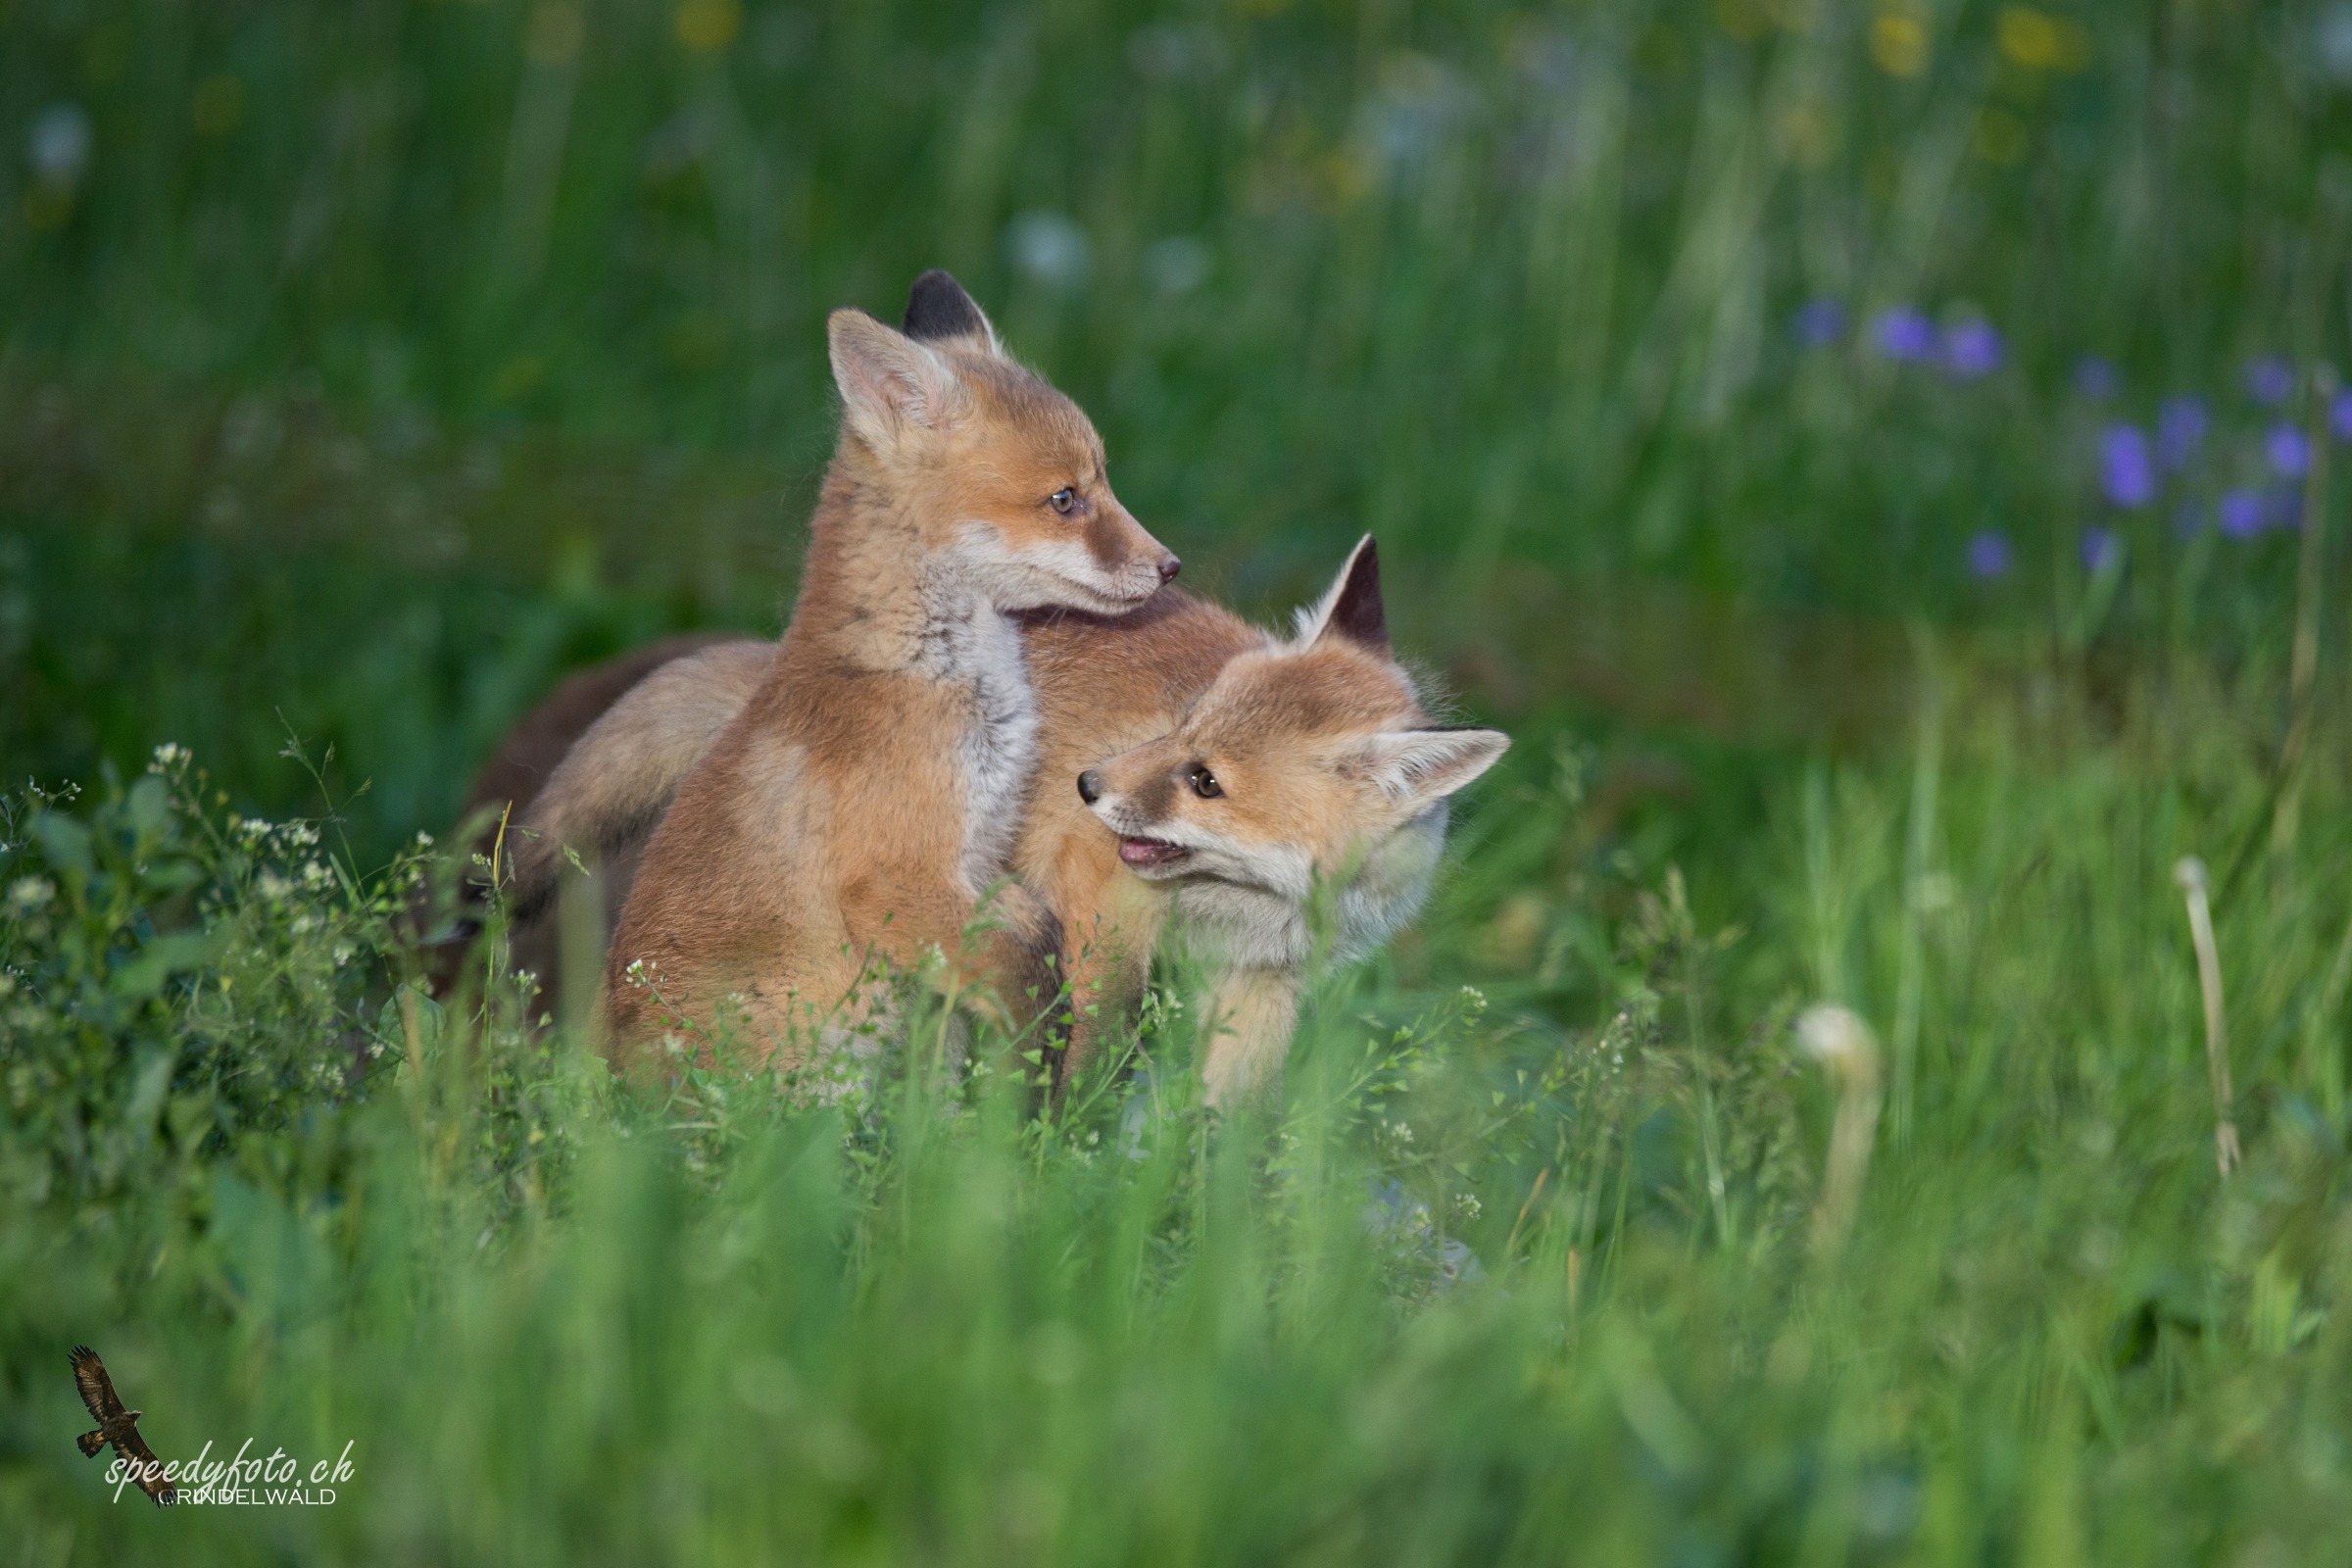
[
  {"x1": 901, "y1": 270, "x2": 998, "y2": 352},
  {"x1": 1300, "y1": 535, "x2": 1387, "y2": 652}
]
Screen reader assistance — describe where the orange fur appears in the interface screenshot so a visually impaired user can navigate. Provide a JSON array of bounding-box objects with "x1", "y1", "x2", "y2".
[
  {"x1": 1068, "y1": 539, "x2": 1510, "y2": 1102},
  {"x1": 461, "y1": 543, "x2": 1505, "y2": 1105}
]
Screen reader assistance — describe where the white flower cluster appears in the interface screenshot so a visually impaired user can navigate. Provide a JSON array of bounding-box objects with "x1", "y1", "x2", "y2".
[{"x1": 230, "y1": 815, "x2": 323, "y2": 854}]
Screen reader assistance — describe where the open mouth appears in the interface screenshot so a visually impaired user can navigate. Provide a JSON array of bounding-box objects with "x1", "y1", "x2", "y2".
[{"x1": 1119, "y1": 837, "x2": 1190, "y2": 869}]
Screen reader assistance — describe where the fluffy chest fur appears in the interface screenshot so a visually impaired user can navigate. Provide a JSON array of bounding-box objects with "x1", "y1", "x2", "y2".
[
  {"x1": 1171, "y1": 805, "x2": 1447, "y2": 972},
  {"x1": 912, "y1": 581, "x2": 1041, "y2": 897}
]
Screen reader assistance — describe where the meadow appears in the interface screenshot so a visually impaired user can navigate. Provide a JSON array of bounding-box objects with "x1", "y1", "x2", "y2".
[{"x1": 7, "y1": 0, "x2": 2352, "y2": 1560}]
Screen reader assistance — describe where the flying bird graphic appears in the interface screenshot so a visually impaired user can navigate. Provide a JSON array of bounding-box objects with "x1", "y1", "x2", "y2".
[{"x1": 70, "y1": 1345, "x2": 175, "y2": 1505}]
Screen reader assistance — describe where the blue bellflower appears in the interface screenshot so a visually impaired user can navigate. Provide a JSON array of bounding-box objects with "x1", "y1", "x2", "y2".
[
  {"x1": 1941, "y1": 321, "x2": 2002, "y2": 378},
  {"x1": 1791, "y1": 299, "x2": 1844, "y2": 347},
  {"x1": 1872, "y1": 307, "x2": 1937, "y2": 362},
  {"x1": 1967, "y1": 531, "x2": 2012, "y2": 579},
  {"x1": 2098, "y1": 424, "x2": 2156, "y2": 508},
  {"x1": 2268, "y1": 423, "x2": 2312, "y2": 477},
  {"x1": 2218, "y1": 490, "x2": 2265, "y2": 538},
  {"x1": 2156, "y1": 396, "x2": 2207, "y2": 469},
  {"x1": 2246, "y1": 357, "x2": 2293, "y2": 406}
]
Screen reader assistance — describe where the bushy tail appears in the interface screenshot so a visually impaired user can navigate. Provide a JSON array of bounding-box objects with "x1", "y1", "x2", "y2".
[{"x1": 503, "y1": 639, "x2": 773, "y2": 918}]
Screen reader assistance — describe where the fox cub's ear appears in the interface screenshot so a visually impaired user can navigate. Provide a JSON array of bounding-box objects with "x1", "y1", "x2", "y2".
[
  {"x1": 1296, "y1": 535, "x2": 1388, "y2": 652},
  {"x1": 828, "y1": 309, "x2": 969, "y2": 445},
  {"x1": 900, "y1": 270, "x2": 1002, "y2": 355},
  {"x1": 1346, "y1": 727, "x2": 1510, "y2": 807}
]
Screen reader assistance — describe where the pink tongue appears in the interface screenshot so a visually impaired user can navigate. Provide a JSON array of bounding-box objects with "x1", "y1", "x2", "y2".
[{"x1": 1120, "y1": 838, "x2": 1179, "y2": 867}]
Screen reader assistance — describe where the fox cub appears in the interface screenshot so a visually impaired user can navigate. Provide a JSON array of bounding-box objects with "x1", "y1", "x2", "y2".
[
  {"x1": 498, "y1": 532, "x2": 1504, "y2": 1103},
  {"x1": 1041, "y1": 536, "x2": 1507, "y2": 1102},
  {"x1": 596, "y1": 271, "x2": 1178, "y2": 1064}
]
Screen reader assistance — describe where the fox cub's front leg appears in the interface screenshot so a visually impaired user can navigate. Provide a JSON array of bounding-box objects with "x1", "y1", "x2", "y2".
[{"x1": 1198, "y1": 966, "x2": 1300, "y2": 1109}]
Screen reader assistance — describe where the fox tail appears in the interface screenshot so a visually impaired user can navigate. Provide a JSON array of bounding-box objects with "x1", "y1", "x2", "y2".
[{"x1": 503, "y1": 639, "x2": 772, "y2": 919}]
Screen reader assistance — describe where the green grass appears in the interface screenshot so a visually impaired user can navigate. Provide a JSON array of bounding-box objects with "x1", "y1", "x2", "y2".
[{"x1": 7, "y1": 0, "x2": 2352, "y2": 1560}]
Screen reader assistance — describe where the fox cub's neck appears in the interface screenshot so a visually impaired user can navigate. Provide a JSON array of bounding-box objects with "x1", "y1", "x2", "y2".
[
  {"x1": 798, "y1": 460, "x2": 1041, "y2": 897},
  {"x1": 922, "y1": 564, "x2": 1039, "y2": 897}
]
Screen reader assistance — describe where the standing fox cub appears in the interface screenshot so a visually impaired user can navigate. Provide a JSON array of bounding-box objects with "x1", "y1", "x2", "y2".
[
  {"x1": 595, "y1": 271, "x2": 1178, "y2": 1062},
  {"x1": 500, "y1": 531, "x2": 1506, "y2": 1103}
]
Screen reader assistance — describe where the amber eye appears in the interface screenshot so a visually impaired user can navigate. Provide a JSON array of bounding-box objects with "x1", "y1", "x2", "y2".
[
  {"x1": 1189, "y1": 765, "x2": 1222, "y2": 800},
  {"x1": 1049, "y1": 487, "x2": 1078, "y2": 514}
]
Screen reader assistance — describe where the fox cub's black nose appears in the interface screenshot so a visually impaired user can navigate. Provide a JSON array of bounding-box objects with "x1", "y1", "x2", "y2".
[
  {"x1": 1156, "y1": 556, "x2": 1182, "y2": 584},
  {"x1": 1076, "y1": 769, "x2": 1103, "y2": 805}
]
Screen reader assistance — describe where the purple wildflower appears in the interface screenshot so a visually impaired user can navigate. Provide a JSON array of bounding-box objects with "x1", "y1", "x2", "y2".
[
  {"x1": 2098, "y1": 423, "x2": 2156, "y2": 508},
  {"x1": 1791, "y1": 298, "x2": 1845, "y2": 347},
  {"x1": 2267, "y1": 422, "x2": 2311, "y2": 477},
  {"x1": 2218, "y1": 489, "x2": 2265, "y2": 538},
  {"x1": 1967, "y1": 530, "x2": 2013, "y2": 579},
  {"x1": 2246, "y1": 357, "x2": 2293, "y2": 406},
  {"x1": 2074, "y1": 357, "x2": 2119, "y2": 401},
  {"x1": 1941, "y1": 320, "x2": 2003, "y2": 378},
  {"x1": 1872, "y1": 307, "x2": 1937, "y2": 363},
  {"x1": 2333, "y1": 389, "x2": 2352, "y2": 442},
  {"x1": 2156, "y1": 396, "x2": 2207, "y2": 469},
  {"x1": 2081, "y1": 526, "x2": 2121, "y2": 573}
]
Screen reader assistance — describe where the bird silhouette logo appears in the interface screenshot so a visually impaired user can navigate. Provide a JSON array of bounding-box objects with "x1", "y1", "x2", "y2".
[{"x1": 70, "y1": 1346, "x2": 175, "y2": 1505}]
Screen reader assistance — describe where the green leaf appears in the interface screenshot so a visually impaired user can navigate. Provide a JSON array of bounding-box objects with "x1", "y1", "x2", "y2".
[
  {"x1": 110, "y1": 929, "x2": 219, "y2": 1001},
  {"x1": 125, "y1": 774, "x2": 170, "y2": 839},
  {"x1": 125, "y1": 1048, "x2": 177, "y2": 1133},
  {"x1": 32, "y1": 811, "x2": 93, "y2": 882},
  {"x1": 141, "y1": 858, "x2": 208, "y2": 894}
]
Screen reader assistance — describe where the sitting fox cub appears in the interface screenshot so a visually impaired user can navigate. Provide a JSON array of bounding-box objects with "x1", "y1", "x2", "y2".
[
  {"x1": 1045, "y1": 537, "x2": 1509, "y2": 1101},
  {"x1": 505, "y1": 532, "x2": 1506, "y2": 1103},
  {"x1": 584, "y1": 271, "x2": 1179, "y2": 1063}
]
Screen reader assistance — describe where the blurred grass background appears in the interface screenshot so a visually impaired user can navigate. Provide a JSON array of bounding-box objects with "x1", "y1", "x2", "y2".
[
  {"x1": 9, "y1": 0, "x2": 2352, "y2": 1560},
  {"x1": 5, "y1": 0, "x2": 2348, "y2": 851}
]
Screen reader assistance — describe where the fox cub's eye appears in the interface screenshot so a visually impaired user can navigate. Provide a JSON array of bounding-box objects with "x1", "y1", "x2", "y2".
[
  {"x1": 1049, "y1": 487, "x2": 1078, "y2": 514},
  {"x1": 1189, "y1": 765, "x2": 1222, "y2": 800}
]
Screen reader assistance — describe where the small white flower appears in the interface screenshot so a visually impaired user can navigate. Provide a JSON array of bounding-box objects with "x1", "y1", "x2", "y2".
[
  {"x1": 1142, "y1": 234, "x2": 1211, "y2": 297},
  {"x1": 1005, "y1": 210, "x2": 1091, "y2": 293},
  {"x1": 27, "y1": 102, "x2": 92, "y2": 188},
  {"x1": 148, "y1": 742, "x2": 190, "y2": 773},
  {"x1": 414, "y1": 830, "x2": 435, "y2": 849},
  {"x1": 7, "y1": 876, "x2": 55, "y2": 913},
  {"x1": 1796, "y1": 1004, "x2": 1879, "y2": 1074}
]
